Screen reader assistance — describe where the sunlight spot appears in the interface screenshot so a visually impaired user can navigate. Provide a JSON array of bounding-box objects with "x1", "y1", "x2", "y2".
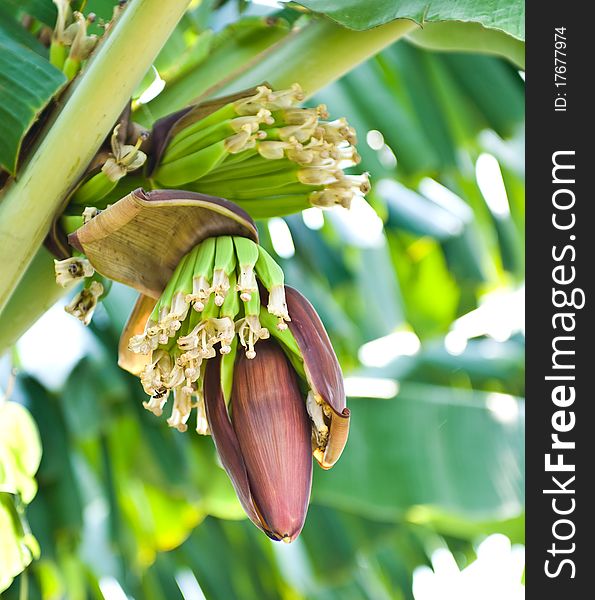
[
  {"x1": 359, "y1": 330, "x2": 421, "y2": 367},
  {"x1": 251, "y1": 0, "x2": 285, "y2": 7},
  {"x1": 329, "y1": 196, "x2": 384, "y2": 247},
  {"x1": 444, "y1": 331, "x2": 468, "y2": 356},
  {"x1": 302, "y1": 207, "x2": 324, "y2": 230},
  {"x1": 175, "y1": 569, "x2": 207, "y2": 600},
  {"x1": 419, "y1": 178, "x2": 473, "y2": 221},
  {"x1": 268, "y1": 218, "x2": 295, "y2": 258},
  {"x1": 413, "y1": 534, "x2": 525, "y2": 600},
  {"x1": 99, "y1": 577, "x2": 129, "y2": 600},
  {"x1": 448, "y1": 286, "x2": 524, "y2": 344},
  {"x1": 379, "y1": 144, "x2": 398, "y2": 169},
  {"x1": 271, "y1": 539, "x2": 314, "y2": 594},
  {"x1": 17, "y1": 300, "x2": 90, "y2": 389},
  {"x1": 476, "y1": 153, "x2": 510, "y2": 217},
  {"x1": 366, "y1": 129, "x2": 385, "y2": 150},
  {"x1": 486, "y1": 393, "x2": 520, "y2": 425},
  {"x1": 136, "y1": 67, "x2": 166, "y2": 105},
  {"x1": 344, "y1": 377, "x2": 399, "y2": 399}
]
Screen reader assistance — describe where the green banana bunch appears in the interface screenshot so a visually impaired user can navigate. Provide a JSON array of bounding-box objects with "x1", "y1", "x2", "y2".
[
  {"x1": 149, "y1": 84, "x2": 370, "y2": 218},
  {"x1": 63, "y1": 85, "x2": 369, "y2": 242},
  {"x1": 128, "y1": 234, "x2": 290, "y2": 428}
]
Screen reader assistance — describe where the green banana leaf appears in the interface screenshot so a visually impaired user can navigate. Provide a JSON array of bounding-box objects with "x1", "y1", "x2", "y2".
[{"x1": 294, "y1": 0, "x2": 525, "y2": 40}]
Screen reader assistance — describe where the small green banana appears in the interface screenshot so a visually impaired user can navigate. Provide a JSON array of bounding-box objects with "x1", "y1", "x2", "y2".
[
  {"x1": 192, "y1": 179, "x2": 313, "y2": 201},
  {"x1": 220, "y1": 336, "x2": 238, "y2": 404},
  {"x1": 255, "y1": 246, "x2": 290, "y2": 329},
  {"x1": 70, "y1": 171, "x2": 118, "y2": 206},
  {"x1": 163, "y1": 111, "x2": 270, "y2": 164},
  {"x1": 186, "y1": 237, "x2": 216, "y2": 311},
  {"x1": 153, "y1": 140, "x2": 230, "y2": 187},
  {"x1": 166, "y1": 103, "x2": 239, "y2": 147},
  {"x1": 50, "y1": 42, "x2": 68, "y2": 69},
  {"x1": 233, "y1": 236, "x2": 259, "y2": 302},
  {"x1": 59, "y1": 215, "x2": 84, "y2": 235},
  {"x1": 212, "y1": 236, "x2": 236, "y2": 307},
  {"x1": 162, "y1": 119, "x2": 240, "y2": 163},
  {"x1": 198, "y1": 156, "x2": 295, "y2": 184},
  {"x1": 255, "y1": 246, "x2": 284, "y2": 292},
  {"x1": 220, "y1": 271, "x2": 240, "y2": 320},
  {"x1": 150, "y1": 249, "x2": 192, "y2": 322}
]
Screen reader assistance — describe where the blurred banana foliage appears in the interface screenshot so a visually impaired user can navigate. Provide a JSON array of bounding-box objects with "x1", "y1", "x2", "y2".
[{"x1": 1, "y1": 0, "x2": 524, "y2": 597}]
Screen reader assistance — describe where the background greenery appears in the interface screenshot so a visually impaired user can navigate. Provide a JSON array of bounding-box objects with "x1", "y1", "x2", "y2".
[{"x1": 1, "y1": 0, "x2": 524, "y2": 598}]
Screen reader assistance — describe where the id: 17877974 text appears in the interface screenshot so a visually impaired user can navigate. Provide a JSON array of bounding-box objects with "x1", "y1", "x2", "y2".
[{"x1": 554, "y1": 27, "x2": 567, "y2": 112}]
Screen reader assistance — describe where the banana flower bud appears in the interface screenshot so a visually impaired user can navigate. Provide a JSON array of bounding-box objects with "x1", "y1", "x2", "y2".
[
  {"x1": 68, "y1": 189, "x2": 349, "y2": 540},
  {"x1": 205, "y1": 341, "x2": 312, "y2": 542},
  {"x1": 203, "y1": 283, "x2": 349, "y2": 541}
]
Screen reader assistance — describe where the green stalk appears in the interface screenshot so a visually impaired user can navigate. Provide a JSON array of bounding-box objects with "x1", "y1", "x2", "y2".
[
  {"x1": 168, "y1": 104, "x2": 239, "y2": 146},
  {"x1": 0, "y1": 0, "x2": 191, "y2": 315},
  {"x1": 153, "y1": 140, "x2": 229, "y2": 186},
  {"x1": 162, "y1": 120, "x2": 237, "y2": 164},
  {"x1": 143, "y1": 17, "x2": 418, "y2": 118},
  {"x1": 208, "y1": 17, "x2": 418, "y2": 99}
]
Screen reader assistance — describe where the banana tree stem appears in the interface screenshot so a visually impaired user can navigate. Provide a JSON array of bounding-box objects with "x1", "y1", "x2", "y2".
[{"x1": 0, "y1": 0, "x2": 191, "y2": 314}]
